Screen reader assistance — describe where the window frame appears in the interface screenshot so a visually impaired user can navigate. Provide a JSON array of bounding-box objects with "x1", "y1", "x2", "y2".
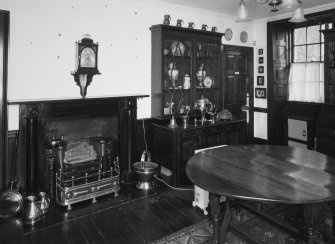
[{"x1": 292, "y1": 23, "x2": 327, "y2": 63}]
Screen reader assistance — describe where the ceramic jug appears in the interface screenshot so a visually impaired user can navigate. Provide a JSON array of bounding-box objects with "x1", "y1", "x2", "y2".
[
  {"x1": 38, "y1": 192, "x2": 50, "y2": 214},
  {"x1": 188, "y1": 22, "x2": 195, "y2": 29},
  {"x1": 163, "y1": 15, "x2": 171, "y2": 25},
  {"x1": 24, "y1": 195, "x2": 42, "y2": 225},
  {"x1": 176, "y1": 19, "x2": 184, "y2": 27}
]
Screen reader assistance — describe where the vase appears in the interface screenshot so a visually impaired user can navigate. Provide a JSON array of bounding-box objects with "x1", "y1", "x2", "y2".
[{"x1": 183, "y1": 74, "x2": 191, "y2": 89}]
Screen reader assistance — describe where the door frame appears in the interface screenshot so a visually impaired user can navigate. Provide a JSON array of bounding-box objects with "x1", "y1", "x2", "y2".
[{"x1": 0, "y1": 10, "x2": 9, "y2": 191}]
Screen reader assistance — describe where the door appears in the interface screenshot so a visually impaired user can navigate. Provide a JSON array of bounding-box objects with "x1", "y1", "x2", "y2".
[{"x1": 222, "y1": 45, "x2": 254, "y2": 142}]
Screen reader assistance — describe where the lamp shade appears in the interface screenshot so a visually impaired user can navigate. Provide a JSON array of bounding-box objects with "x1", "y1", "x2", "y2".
[
  {"x1": 281, "y1": 0, "x2": 299, "y2": 9},
  {"x1": 236, "y1": 0, "x2": 250, "y2": 22},
  {"x1": 289, "y1": 5, "x2": 307, "y2": 23}
]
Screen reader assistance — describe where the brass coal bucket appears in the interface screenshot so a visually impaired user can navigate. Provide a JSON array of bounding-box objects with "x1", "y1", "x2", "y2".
[{"x1": 133, "y1": 150, "x2": 158, "y2": 190}]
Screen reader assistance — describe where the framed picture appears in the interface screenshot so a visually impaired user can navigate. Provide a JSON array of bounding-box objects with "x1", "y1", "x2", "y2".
[
  {"x1": 258, "y1": 57, "x2": 264, "y2": 64},
  {"x1": 258, "y1": 48, "x2": 263, "y2": 55},
  {"x1": 257, "y1": 76, "x2": 264, "y2": 86},
  {"x1": 255, "y1": 88, "x2": 267, "y2": 99},
  {"x1": 258, "y1": 66, "x2": 264, "y2": 73}
]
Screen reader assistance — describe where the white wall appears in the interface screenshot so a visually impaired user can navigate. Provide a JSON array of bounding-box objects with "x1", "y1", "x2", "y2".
[
  {"x1": 252, "y1": 20, "x2": 268, "y2": 140},
  {"x1": 3, "y1": 0, "x2": 258, "y2": 130}
]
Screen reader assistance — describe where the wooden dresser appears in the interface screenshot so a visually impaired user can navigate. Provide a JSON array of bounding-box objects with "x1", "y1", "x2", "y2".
[{"x1": 153, "y1": 118, "x2": 246, "y2": 187}]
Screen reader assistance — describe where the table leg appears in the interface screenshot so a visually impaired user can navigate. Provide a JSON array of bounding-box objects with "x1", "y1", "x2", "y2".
[
  {"x1": 210, "y1": 194, "x2": 221, "y2": 244},
  {"x1": 303, "y1": 203, "x2": 323, "y2": 244},
  {"x1": 327, "y1": 201, "x2": 335, "y2": 243},
  {"x1": 220, "y1": 197, "x2": 232, "y2": 243}
]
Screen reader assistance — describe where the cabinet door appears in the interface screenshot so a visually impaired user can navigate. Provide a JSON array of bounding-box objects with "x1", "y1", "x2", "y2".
[
  {"x1": 222, "y1": 123, "x2": 244, "y2": 145},
  {"x1": 163, "y1": 38, "x2": 193, "y2": 116},
  {"x1": 194, "y1": 41, "x2": 221, "y2": 108}
]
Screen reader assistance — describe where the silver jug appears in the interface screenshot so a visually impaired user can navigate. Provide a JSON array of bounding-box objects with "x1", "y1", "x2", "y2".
[
  {"x1": 37, "y1": 192, "x2": 50, "y2": 214},
  {"x1": 24, "y1": 195, "x2": 42, "y2": 225}
]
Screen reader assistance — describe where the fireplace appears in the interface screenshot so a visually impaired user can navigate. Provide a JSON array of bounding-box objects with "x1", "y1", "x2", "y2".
[{"x1": 11, "y1": 95, "x2": 147, "y2": 198}]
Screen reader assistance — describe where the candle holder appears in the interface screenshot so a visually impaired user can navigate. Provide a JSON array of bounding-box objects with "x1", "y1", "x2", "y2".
[
  {"x1": 168, "y1": 115, "x2": 178, "y2": 129},
  {"x1": 181, "y1": 115, "x2": 189, "y2": 128}
]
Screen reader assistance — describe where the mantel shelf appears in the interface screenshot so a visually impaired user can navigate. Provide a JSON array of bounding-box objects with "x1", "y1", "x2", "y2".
[{"x1": 8, "y1": 94, "x2": 149, "y2": 105}]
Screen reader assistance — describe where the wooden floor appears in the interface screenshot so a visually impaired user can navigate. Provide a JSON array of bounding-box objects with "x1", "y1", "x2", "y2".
[{"x1": 0, "y1": 180, "x2": 207, "y2": 244}]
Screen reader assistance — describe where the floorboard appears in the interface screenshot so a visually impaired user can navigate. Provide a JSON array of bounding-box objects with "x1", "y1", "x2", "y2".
[{"x1": 0, "y1": 180, "x2": 206, "y2": 244}]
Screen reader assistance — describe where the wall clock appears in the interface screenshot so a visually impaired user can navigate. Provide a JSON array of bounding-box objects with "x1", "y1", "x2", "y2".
[
  {"x1": 240, "y1": 31, "x2": 248, "y2": 43},
  {"x1": 224, "y1": 28, "x2": 233, "y2": 41},
  {"x1": 72, "y1": 34, "x2": 101, "y2": 97}
]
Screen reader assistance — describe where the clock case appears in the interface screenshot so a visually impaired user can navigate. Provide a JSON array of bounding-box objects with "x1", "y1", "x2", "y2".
[{"x1": 72, "y1": 36, "x2": 101, "y2": 97}]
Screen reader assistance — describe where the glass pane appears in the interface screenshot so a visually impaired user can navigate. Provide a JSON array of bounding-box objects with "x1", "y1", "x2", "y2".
[
  {"x1": 321, "y1": 43, "x2": 324, "y2": 61},
  {"x1": 294, "y1": 46, "x2": 306, "y2": 62},
  {"x1": 307, "y1": 25, "x2": 320, "y2": 44},
  {"x1": 307, "y1": 44, "x2": 320, "y2": 62},
  {"x1": 294, "y1": 27, "x2": 306, "y2": 45}
]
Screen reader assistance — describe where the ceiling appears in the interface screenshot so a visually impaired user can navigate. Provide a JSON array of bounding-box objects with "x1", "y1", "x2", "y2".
[{"x1": 151, "y1": 0, "x2": 335, "y2": 20}]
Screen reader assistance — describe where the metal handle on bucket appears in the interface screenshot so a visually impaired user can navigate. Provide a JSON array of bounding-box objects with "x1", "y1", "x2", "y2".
[{"x1": 140, "y1": 150, "x2": 151, "y2": 168}]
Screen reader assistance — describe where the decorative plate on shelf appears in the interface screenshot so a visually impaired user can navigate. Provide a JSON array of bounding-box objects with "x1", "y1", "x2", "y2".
[
  {"x1": 240, "y1": 31, "x2": 248, "y2": 43},
  {"x1": 224, "y1": 28, "x2": 233, "y2": 41},
  {"x1": 171, "y1": 41, "x2": 185, "y2": 56},
  {"x1": 203, "y1": 76, "x2": 213, "y2": 88}
]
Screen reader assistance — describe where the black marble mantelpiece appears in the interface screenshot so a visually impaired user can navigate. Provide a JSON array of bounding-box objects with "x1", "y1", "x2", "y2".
[{"x1": 8, "y1": 95, "x2": 148, "y2": 195}]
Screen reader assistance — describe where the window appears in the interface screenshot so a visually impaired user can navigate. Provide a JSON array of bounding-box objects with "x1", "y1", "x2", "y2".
[{"x1": 289, "y1": 23, "x2": 332, "y2": 103}]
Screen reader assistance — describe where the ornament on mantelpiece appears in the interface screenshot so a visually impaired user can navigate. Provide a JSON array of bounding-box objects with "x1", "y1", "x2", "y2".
[{"x1": 71, "y1": 34, "x2": 101, "y2": 97}]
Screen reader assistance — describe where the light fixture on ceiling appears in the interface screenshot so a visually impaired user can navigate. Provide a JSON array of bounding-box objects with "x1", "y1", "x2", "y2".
[
  {"x1": 236, "y1": 0, "x2": 307, "y2": 23},
  {"x1": 236, "y1": 0, "x2": 251, "y2": 22},
  {"x1": 288, "y1": 0, "x2": 307, "y2": 23}
]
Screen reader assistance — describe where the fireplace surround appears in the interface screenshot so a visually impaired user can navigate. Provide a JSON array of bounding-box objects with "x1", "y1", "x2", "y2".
[{"x1": 9, "y1": 95, "x2": 147, "y2": 196}]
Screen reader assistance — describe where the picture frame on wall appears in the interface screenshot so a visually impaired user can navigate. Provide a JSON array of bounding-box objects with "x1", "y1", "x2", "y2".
[
  {"x1": 257, "y1": 76, "x2": 264, "y2": 86},
  {"x1": 258, "y1": 57, "x2": 264, "y2": 64},
  {"x1": 258, "y1": 48, "x2": 263, "y2": 55},
  {"x1": 255, "y1": 88, "x2": 266, "y2": 99},
  {"x1": 258, "y1": 66, "x2": 264, "y2": 73}
]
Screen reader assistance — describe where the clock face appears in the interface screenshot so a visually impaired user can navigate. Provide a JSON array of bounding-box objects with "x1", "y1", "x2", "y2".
[{"x1": 80, "y1": 47, "x2": 96, "y2": 68}]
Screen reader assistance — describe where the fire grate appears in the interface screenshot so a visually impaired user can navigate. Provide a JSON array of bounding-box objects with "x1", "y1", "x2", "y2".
[{"x1": 56, "y1": 157, "x2": 120, "y2": 210}]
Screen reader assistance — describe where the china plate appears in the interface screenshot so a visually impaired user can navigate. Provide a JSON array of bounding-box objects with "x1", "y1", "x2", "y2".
[
  {"x1": 171, "y1": 41, "x2": 185, "y2": 56},
  {"x1": 203, "y1": 76, "x2": 213, "y2": 88}
]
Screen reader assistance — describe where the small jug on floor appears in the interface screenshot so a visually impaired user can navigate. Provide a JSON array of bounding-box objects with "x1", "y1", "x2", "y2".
[
  {"x1": 38, "y1": 192, "x2": 50, "y2": 214},
  {"x1": 24, "y1": 195, "x2": 42, "y2": 225}
]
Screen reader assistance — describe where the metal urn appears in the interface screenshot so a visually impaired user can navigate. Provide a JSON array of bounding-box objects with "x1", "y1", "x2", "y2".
[{"x1": 194, "y1": 95, "x2": 210, "y2": 125}]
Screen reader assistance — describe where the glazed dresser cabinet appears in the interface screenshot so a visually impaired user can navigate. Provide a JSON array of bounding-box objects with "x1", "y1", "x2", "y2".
[{"x1": 150, "y1": 24, "x2": 247, "y2": 187}]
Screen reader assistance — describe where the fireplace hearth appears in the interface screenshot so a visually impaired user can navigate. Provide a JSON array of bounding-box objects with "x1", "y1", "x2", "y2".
[{"x1": 10, "y1": 95, "x2": 147, "y2": 199}]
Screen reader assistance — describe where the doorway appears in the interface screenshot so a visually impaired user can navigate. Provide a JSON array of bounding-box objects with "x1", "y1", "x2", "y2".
[{"x1": 222, "y1": 45, "x2": 254, "y2": 142}]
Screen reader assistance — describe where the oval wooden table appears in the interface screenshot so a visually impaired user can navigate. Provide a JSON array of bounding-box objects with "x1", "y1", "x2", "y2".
[{"x1": 186, "y1": 145, "x2": 335, "y2": 244}]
